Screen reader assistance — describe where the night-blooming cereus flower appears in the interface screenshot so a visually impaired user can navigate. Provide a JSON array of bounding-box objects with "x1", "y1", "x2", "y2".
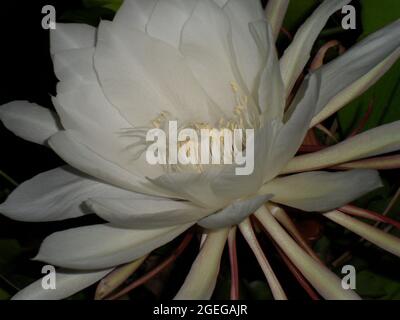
[{"x1": 1, "y1": 0, "x2": 400, "y2": 300}]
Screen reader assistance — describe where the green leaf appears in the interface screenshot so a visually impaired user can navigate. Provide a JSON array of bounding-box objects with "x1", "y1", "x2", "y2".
[
  {"x1": 358, "y1": 0, "x2": 400, "y2": 38},
  {"x1": 282, "y1": 0, "x2": 320, "y2": 33},
  {"x1": 356, "y1": 270, "x2": 400, "y2": 299},
  {"x1": 60, "y1": 7, "x2": 116, "y2": 26},
  {"x1": 338, "y1": 0, "x2": 400, "y2": 135},
  {"x1": 83, "y1": 0, "x2": 123, "y2": 12}
]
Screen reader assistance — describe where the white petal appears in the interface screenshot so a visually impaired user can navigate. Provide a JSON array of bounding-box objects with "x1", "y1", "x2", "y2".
[
  {"x1": 53, "y1": 47, "x2": 97, "y2": 88},
  {"x1": 284, "y1": 120, "x2": 400, "y2": 174},
  {"x1": 0, "y1": 101, "x2": 61, "y2": 145},
  {"x1": 213, "y1": 0, "x2": 229, "y2": 7},
  {"x1": 256, "y1": 21, "x2": 285, "y2": 119},
  {"x1": 50, "y1": 23, "x2": 96, "y2": 55},
  {"x1": 0, "y1": 166, "x2": 137, "y2": 222},
  {"x1": 324, "y1": 210, "x2": 400, "y2": 258},
  {"x1": 35, "y1": 223, "x2": 193, "y2": 269},
  {"x1": 54, "y1": 86, "x2": 164, "y2": 179},
  {"x1": 265, "y1": 0, "x2": 289, "y2": 40},
  {"x1": 180, "y1": 0, "x2": 244, "y2": 116},
  {"x1": 209, "y1": 118, "x2": 276, "y2": 200},
  {"x1": 315, "y1": 19, "x2": 400, "y2": 114},
  {"x1": 151, "y1": 128, "x2": 273, "y2": 209},
  {"x1": 264, "y1": 74, "x2": 320, "y2": 181},
  {"x1": 146, "y1": 0, "x2": 197, "y2": 48},
  {"x1": 255, "y1": 206, "x2": 360, "y2": 300},
  {"x1": 150, "y1": 170, "x2": 227, "y2": 209},
  {"x1": 52, "y1": 46, "x2": 162, "y2": 180},
  {"x1": 48, "y1": 131, "x2": 171, "y2": 198},
  {"x1": 260, "y1": 170, "x2": 382, "y2": 212},
  {"x1": 94, "y1": 21, "x2": 216, "y2": 127},
  {"x1": 311, "y1": 48, "x2": 400, "y2": 127},
  {"x1": 223, "y1": 0, "x2": 265, "y2": 92},
  {"x1": 12, "y1": 269, "x2": 112, "y2": 300},
  {"x1": 174, "y1": 228, "x2": 229, "y2": 300},
  {"x1": 112, "y1": 0, "x2": 158, "y2": 33},
  {"x1": 280, "y1": 0, "x2": 350, "y2": 95},
  {"x1": 87, "y1": 196, "x2": 211, "y2": 228},
  {"x1": 198, "y1": 194, "x2": 272, "y2": 229}
]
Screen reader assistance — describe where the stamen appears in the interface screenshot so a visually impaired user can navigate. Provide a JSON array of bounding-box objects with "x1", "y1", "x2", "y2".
[{"x1": 119, "y1": 81, "x2": 259, "y2": 173}]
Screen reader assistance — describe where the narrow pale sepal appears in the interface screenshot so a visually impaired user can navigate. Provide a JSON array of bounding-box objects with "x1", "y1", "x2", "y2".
[
  {"x1": 280, "y1": 0, "x2": 350, "y2": 95},
  {"x1": 95, "y1": 256, "x2": 148, "y2": 300},
  {"x1": 311, "y1": 48, "x2": 400, "y2": 126},
  {"x1": 265, "y1": 0, "x2": 289, "y2": 40},
  {"x1": 261, "y1": 170, "x2": 382, "y2": 212},
  {"x1": 266, "y1": 204, "x2": 321, "y2": 262},
  {"x1": 324, "y1": 211, "x2": 400, "y2": 258},
  {"x1": 174, "y1": 228, "x2": 229, "y2": 300},
  {"x1": 255, "y1": 206, "x2": 360, "y2": 300},
  {"x1": 284, "y1": 120, "x2": 400, "y2": 174},
  {"x1": 239, "y1": 218, "x2": 287, "y2": 300}
]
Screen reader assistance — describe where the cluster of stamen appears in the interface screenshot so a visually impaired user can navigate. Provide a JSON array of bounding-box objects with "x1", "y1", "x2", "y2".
[{"x1": 119, "y1": 81, "x2": 259, "y2": 173}]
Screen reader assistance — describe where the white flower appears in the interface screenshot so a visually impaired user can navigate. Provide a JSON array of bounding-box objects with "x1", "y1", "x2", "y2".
[{"x1": 1, "y1": 0, "x2": 400, "y2": 300}]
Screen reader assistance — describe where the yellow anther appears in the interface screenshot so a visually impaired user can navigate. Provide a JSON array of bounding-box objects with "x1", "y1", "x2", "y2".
[{"x1": 230, "y1": 81, "x2": 239, "y2": 93}]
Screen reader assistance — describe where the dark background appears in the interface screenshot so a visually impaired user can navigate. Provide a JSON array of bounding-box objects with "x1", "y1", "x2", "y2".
[{"x1": 0, "y1": 0, "x2": 399, "y2": 300}]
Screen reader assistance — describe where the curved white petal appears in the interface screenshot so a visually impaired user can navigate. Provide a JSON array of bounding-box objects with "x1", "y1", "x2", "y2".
[
  {"x1": 48, "y1": 131, "x2": 171, "y2": 198},
  {"x1": 213, "y1": 0, "x2": 229, "y2": 7},
  {"x1": 0, "y1": 166, "x2": 138, "y2": 222},
  {"x1": 209, "y1": 119, "x2": 276, "y2": 200},
  {"x1": 35, "y1": 223, "x2": 193, "y2": 270},
  {"x1": 53, "y1": 47, "x2": 97, "y2": 89},
  {"x1": 54, "y1": 86, "x2": 164, "y2": 179},
  {"x1": 87, "y1": 196, "x2": 211, "y2": 228},
  {"x1": 264, "y1": 74, "x2": 320, "y2": 181},
  {"x1": 260, "y1": 170, "x2": 382, "y2": 212},
  {"x1": 223, "y1": 0, "x2": 265, "y2": 92},
  {"x1": 198, "y1": 194, "x2": 272, "y2": 229},
  {"x1": 94, "y1": 20, "x2": 215, "y2": 127},
  {"x1": 284, "y1": 120, "x2": 400, "y2": 174},
  {"x1": 146, "y1": 0, "x2": 196, "y2": 48},
  {"x1": 265, "y1": 0, "x2": 289, "y2": 40},
  {"x1": 0, "y1": 101, "x2": 61, "y2": 145},
  {"x1": 50, "y1": 23, "x2": 96, "y2": 55},
  {"x1": 12, "y1": 269, "x2": 112, "y2": 300},
  {"x1": 324, "y1": 211, "x2": 400, "y2": 257},
  {"x1": 255, "y1": 206, "x2": 360, "y2": 300},
  {"x1": 180, "y1": 0, "x2": 244, "y2": 116},
  {"x1": 280, "y1": 0, "x2": 350, "y2": 95},
  {"x1": 112, "y1": 0, "x2": 158, "y2": 33},
  {"x1": 315, "y1": 19, "x2": 400, "y2": 114},
  {"x1": 151, "y1": 123, "x2": 274, "y2": 209},
  {"x1": 150, "y1": 170, "x2": 227, "y2": 209},
  {"x1": 53, "y1": 45, "x2": 162, "y2": 180},
  {"x1": 174, "y1": 228, "x2": 229, "y2": 300},
  {"x1": 311, "y1": 48, "x2": 400, "y2": 127},
  {"x1": 256, "y1": 21, "x2": 285, "y2": 119}
]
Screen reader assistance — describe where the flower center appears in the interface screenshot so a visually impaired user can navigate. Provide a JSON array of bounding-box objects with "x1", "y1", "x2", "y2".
[{"x1": 119, "y1": 81, "x2": 259, "y2": 173}]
